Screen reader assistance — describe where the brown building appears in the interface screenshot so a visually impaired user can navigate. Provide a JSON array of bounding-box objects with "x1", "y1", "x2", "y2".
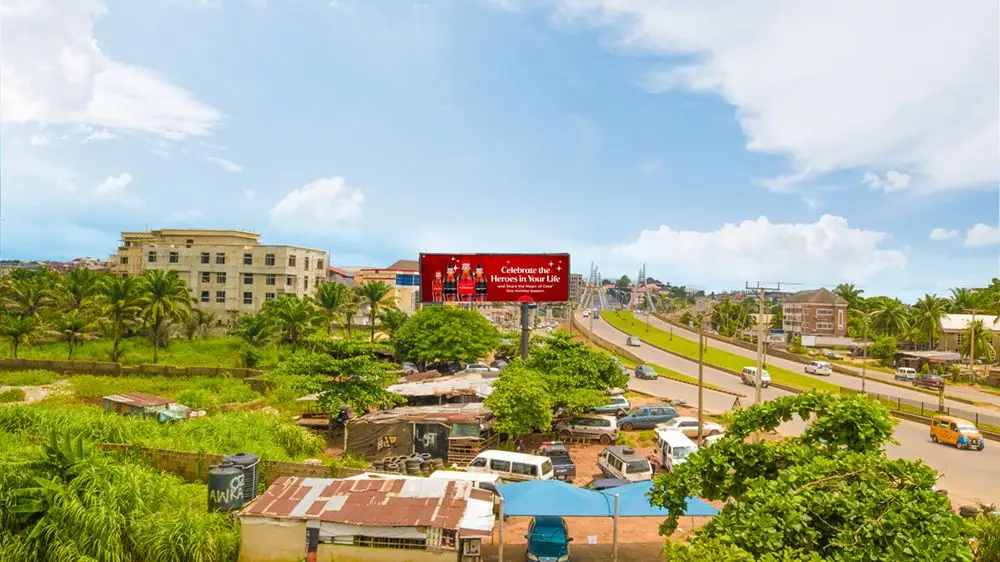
[{"x1": 781, "y1": 288, "x2": 849, "y2": 338}]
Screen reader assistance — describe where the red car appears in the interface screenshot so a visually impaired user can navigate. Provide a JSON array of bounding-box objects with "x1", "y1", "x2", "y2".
[{"x1": 913, "y1": 374, "x2": 944, "y2": 390}]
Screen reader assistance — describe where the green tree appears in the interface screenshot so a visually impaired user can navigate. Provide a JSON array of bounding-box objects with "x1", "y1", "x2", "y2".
[
  {"x1": 340, "y1": 291, "x2": 361, "y2": 338},
  {"x1": 394, "y1": 306, "x2": 500, "y2": 366},
  {"x1": 834, "y1": 282, "x2": 864, "y2": 310},
  {"x1": 901, "y1": 323, "x2": 929, "y2": 349},
  {"x1": 769, "y1": 304, "x2": 783, "y2": 330},
  {"x1": 95, "y1": 275, "x2": 142, "y2": 362},
  {"x1": 263, "y1": 295, "x2": 319, "y2": 353},
  {"x1": 377, "y1": 307, "x2": 408, "y2": 342},
  {"x1": 314, "y1": 281, "x2": 350, "y2": 334},
  {"x1": 483, "y1": 364, "x2": 552, "y2": 438},
  {"x1": 357, "y1": 280, "x2": 394, "y2": 342},
  {"x1": 524, "y1": 331, "x2": 627, "y2": 414},
  {"x1": 0, "y1": 314, "x2": 38, "y2": 358},
  {"x1": 652, "y1": 392, "x2": 971, "y2": 561},
  {"x1": 870, "y1": 335, "x2": 898, "y2": 367},
  {"x1": 271, "y1": 350, "x2": 403, "y2": 414},
  {"x1": 232, "y1": 312, "x2": 278, "y2": 347},
  {"x1": 137, "y1": 270, "x2": 191, "y2": 363},
  {"x1": 911, "y1": 293, "x2": 949, "y2": 348},
  {"x1": 870, "y1": 298, "x2": 909, "y2": 337},
  {"x1": 50, "y1": 310, "x2": 94, "y2": 359},
  {"x1": 60, "y1": 267, "x2": 100, "y2": 312},
  {"x1": 961, "y1": 319, "x2": 996, "y2": 364},
  {"x1": 615, "y1": 275, "x2": 631, "y2": 290},
  {"x1": 181, "y1": 308, "x2": 217, "y2": 341},
  {"x1": 4, "y1": 278, "x2": 53, "y2": 319},
  {"x1": 949, "y1": 287, "x2": 979, "y2": 313}
]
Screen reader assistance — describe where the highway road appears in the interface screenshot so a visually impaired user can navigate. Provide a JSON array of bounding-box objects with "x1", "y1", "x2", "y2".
[{"x1": 580, "y1": 312, "x2": 1000, "y2": 507}]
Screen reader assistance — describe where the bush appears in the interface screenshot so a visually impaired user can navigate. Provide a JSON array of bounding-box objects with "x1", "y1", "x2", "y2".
[
  {"x1": 0, "y1": 389, "x2": 25, "y2": 403},
  {"x1": 0, "y1": 370, "x2": 60, "y2": 386},
  {"x1": 237, "y1": 342, "x2": 263, "y2": 368},
  {"x1": 68, "y1": 375, "x2": 259, "y2": 408},
  {"x1": 870, "y1": 336, "x2": 898, "y2": 367},
  {"x1": 921, "y1": 363, "x2": 931, "y2": 374}
]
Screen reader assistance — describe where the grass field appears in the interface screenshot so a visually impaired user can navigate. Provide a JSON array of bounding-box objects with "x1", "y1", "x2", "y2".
[
  {"x1": 68, "y1": 375, "x2": 261, "y2": 409},
  {"x1": 604, "y1": 312, "x2": 842, "y2": 394},
  {"x1": 0, "y1": 336, "x2": 285, "y2": 368},
  {"x1": 0, "y1": 369, "x2": 61, "y2": 386}
]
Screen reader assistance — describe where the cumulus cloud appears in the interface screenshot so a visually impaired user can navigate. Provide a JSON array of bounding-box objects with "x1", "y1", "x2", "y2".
[
  {"x1": 964, "y1": 223, "x2": 999, "y2": 247},
  {"x1": 610, "y1": 215, "x2": 906, "y2": 283},
  {"x1": 862, "y1": 170, "x2": 911, "y2": 193},
  {"x1": 929, "y1": 228, "x2": 959, "y2": 241},
  {"x1": 269, "y1": 177, "x2": 365, "y2": 234},
  {"x1": 1, "y1": 0, "x2": 223, "y2": 139},
  {"x1": 93, "y1": 172, "x2": 133, "y2": 198},
  {"x1": 206, "y1": 156, "x2": 243, "y2": 172},
  {"x1": 540, "y1": 0, "x2": 998, "y2": 192}
]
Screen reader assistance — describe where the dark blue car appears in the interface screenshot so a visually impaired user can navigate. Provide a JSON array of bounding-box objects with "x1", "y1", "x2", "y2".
[{"x1": 526, "y1": 516, "x2": 571, "y2": 562}]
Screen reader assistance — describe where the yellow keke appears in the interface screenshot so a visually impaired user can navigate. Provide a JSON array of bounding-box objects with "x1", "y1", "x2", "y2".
[{"x1": 930, "y1": 415, "x2": 985, "y2": 451}]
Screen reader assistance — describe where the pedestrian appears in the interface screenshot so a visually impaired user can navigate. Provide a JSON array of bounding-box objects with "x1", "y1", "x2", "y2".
[{"x1": 515, "y1": 438, "x2": 523, "y2": 453}]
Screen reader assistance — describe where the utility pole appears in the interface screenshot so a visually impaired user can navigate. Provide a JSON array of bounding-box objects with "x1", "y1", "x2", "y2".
[
  {"x1": 746, "y1": 282, "x2": 782, "y2": 405},
  {"x1": 697, "y1": 309, "x2": 707, "y2": 445}
]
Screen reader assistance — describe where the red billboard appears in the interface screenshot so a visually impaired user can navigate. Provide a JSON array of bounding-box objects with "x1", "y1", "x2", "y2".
[{"x1": 419, "y1": 253, "x2": 570, "y2": 303}]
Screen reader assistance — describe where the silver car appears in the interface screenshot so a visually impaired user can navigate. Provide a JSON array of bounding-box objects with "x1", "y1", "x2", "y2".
[{"x1": 556, "y1": 415, "x2": 618, "y2": 445}]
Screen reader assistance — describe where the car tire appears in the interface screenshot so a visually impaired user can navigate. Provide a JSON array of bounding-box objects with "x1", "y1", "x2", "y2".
[
  {"x1": 621, "y1": 422, "x2": 634, "y2": 432},
  {"x1": 709, "y1": 429, "x2": 720, "y2": 436},
  {"x1": 931, "y1": 434, "x2": 938, "y2": 443},
  {"x1": 600, "y1": 434, "x2": 612, "y2": 445},
  {"x1": 559, "y1": 430, "x2": 572, "y2": 440}
]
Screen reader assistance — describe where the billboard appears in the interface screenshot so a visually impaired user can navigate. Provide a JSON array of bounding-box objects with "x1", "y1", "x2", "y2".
[{"x1": 419, "y1": 253, "x2": 570, "y2": 303}]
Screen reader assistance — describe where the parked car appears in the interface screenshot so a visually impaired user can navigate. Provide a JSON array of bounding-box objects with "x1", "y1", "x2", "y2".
[
  {"x1": 930, "y1": 415, "x2": 985, "y2": 451},
  {"x1": 634, "y1": 364, "x2": 658, "y2": 380},
  {"x1": 740, "y1": 366, "x2": 771, "y2": 388},
  {"x1": 626, "y1": 336, "x2": 641, "y2": 347},
  {"x1": 656, "y1": 416, "x2": 725, "y2": 439},
  {"x1": 824, "y1": 351, "x2": 843, "y2": 360},
  {"x1": 587, "y1": 395, "x2": 631, "y2": 417},
  {"x1": 913, "y1": 374, "x2": 944, "y2": 390},
  {"x1": 894, "y1": 367, "x2": 917, "y2": 381},
  {"x1": 536, "y1": 441, "x2": 576, "y2": 482},
  {"x1": 702, "y1": 433, "x2": 725, "y2": 447},
  {"x1": 805, "y1": 361, "x2": 833, "y2": 376},
  {"x1": 555, "y1": 414, "x2": 618, "y2": 444},
  {"x1": 465, "y1": 362, "x2": 500, "y2": 373},
  {"x1": 526, "y1": 516, "x2": 572, "y2": 562},
  {"x1": 613, "y1": 358, "x2": 630, "y2": 375},
  {"x1": 587, "y1": 478, "x2": 630, "y2": 491},
  {"x1": 617, "y1": 405, "x2": 678, "y2": 431},
  {"x1": 598, "y1": 445, "x2": 653, "y2": 482},
  {"x1": 583, "y1": 309, "x2": 591, "y2": 318},
  {"x1": 652, "y1": 428, "x2": 699, "y2": 471}
]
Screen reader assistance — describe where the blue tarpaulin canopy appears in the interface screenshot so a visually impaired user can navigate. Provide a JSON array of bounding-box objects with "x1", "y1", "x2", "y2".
[{"x1": 495, "y1": 480, "x2": 718, "y2": 518}]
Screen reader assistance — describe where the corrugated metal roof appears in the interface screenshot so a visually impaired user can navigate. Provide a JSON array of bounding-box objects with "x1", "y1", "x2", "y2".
[
  {"x1": 354, "y1": 403, "x2": 491, "y2": 424},
  {"x1": 103, "y1": 392, "x2": 172, "y2": 408},
  {"x1": 387, "y1": 372, "x2": 495, "y2": 399},
  {"x1": 240, "y1": 476, "x2": 494, "y2": 535}
]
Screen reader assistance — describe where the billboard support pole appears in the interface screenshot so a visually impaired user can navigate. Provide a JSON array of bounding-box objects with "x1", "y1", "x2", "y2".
[{"x1": 520, "y1": 302, "x2": 530, "y2": 359}]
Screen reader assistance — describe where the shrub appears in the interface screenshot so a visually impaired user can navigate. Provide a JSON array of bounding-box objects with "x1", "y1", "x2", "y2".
[
  {"x1": 870, "y1": 336, "x2": 898, "y2": 367},
  {"x1": 921, "y1": 363, "x2": 931, "y2": 374},
  {"x1": 0, "y1": 389, "x2": 25, "y2": 403},
  {"x1": 0, "y1": 370, "x2": 60, "y2": 386}
]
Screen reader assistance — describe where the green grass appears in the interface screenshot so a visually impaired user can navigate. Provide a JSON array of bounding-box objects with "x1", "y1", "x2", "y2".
[
  {"x1": 605, "y1": 312, "x2": 843, "y2": 395},
  {"x1": 615, "y1": 354, "x2": 734, "y2": 394},
  {"x1": 0, "y1": 336, "x2": 285, "y2": 368},
  {"x1": 0, "y1": 369, "x2": 61, "y2": 386},
  {"x1": 0, "y1": 388, "x2": 26, "y2": 403},
  {"x1": 68, "y1": 375, "x2": 260, "y2": 409}
]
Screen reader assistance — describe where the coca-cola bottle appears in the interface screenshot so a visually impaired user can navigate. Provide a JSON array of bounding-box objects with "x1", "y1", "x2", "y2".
[
  {"x1": 431, "y1": 271, "x2": 443, "y2": 302},
  {"x1": 474, "y1": 264, "x2": 488, "y2": 302},
  {"x1": 458, "y1": 262, "x2": 475, "y2": 302},
  {"x1": 443, "y1": 266, "x2": 457, "y2": 302}
]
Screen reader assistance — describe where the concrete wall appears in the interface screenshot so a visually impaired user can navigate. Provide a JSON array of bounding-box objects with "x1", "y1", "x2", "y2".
[
  {"x1": 239, "y1": 520, "x2": 457, "y2": 562},
  {"x1": 0, "y1": 357, "x2": 261, "y2": 378}
]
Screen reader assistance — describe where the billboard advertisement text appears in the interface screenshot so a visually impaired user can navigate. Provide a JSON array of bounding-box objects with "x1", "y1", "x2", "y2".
[{"x1": 419, "y1": 253, "x2": 570, "y2": 303}]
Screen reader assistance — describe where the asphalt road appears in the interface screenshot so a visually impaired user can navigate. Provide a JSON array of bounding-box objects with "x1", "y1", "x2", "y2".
[{"x1": 582, "y1": 312, "x2": 1000, "y2": 507}]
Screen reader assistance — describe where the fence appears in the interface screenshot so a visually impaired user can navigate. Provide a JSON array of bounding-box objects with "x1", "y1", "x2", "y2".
[
  {"x1": 0, "y1": 357, "x2": 262, "y2": 379},
  {"x1": 839, "y1": 386, "x2": 1000, "y2": 431}
]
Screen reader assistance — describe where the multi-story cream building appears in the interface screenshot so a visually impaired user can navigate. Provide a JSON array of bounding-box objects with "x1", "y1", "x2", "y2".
[{"x1": 110, "y1": 229, "x2": 328, "y2": 319}]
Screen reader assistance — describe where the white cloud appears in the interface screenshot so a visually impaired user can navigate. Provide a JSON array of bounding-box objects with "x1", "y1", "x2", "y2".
[
  {"x1": 0, "y1": 0, "x2": 224, "y2": 139},
  {"x1": 929, "y1": 228, "x2": 959, "y2": 241},
  {"x1": 964, "y1": 223, "x2": 999, "y2": 247},
  {"x1": 29, "y1": 133, "x2": 51, "y2": 147},
  {"x1": 542, "y1": 0, "x2": 998, "y2": 193},
  {"x1": 94, "y1": 172, "x2": 133, "y2": 198},
  {"x1": 82, "y1": 129, "x2": 118, "y2": 142},
  {"x1": 861, "y1": 170, "x2": 911, "y2": 193},
  {"x1": 243, "y1": 189, "x2": 256, "y2": 201},
  {"x1": 206, "y1": 156, "x2": 243, "y2": 172},
  {"x1": 610, "y1": 215, "x2": 906, "y2": 283},
  {"x1": 269, "y1": 177, "x2": 365, "y2": 234}
]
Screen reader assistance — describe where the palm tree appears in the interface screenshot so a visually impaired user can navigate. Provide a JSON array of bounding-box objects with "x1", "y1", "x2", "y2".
[
  {"x1": 341, "y1": 291, "x2": 361, "y2": 338},
  {"x1": 870, "y1": 298, "x2": 909, "y2": 338},
  {"x1": 961, "y1": 319, "x2": 996, "y2": 374},
  {"x1": 911, "y1": 294, "x2": 949, "y2": 349},
  {"x1": 182, "y1": 308, "x2": 217, "y2": 341},
  {"x1": 835, "y1": 283, "x2": 864, "y2": 310},
  {"x1": 95, "y1": 275, "x2": 142, "y2": 362},
  {"x1": 262, "y1": 295, "x2": 318, "y2": 352},
  {"x1": 137, "y1": 270, "x2": 191, "y2": 363},
  {"x1": 357, "y1": 281, "x2": 394, "y2": 342},
  {"x1": 5, "y1": 278, "x2": 53, "y2": 319},
  {"x1": 377, "y1": 307, "x2": 408, "y2": 342},
  {"x1": 50, "y1": 310, "x2": 93, "y2": 359},
  {"x1": 232, "y1": 312, "x2": 278, "y2": 347},
  {"x1": 0, "y1": 314, "x2": 38, "y2": 358},
  {"x1": 900, "y1": 323, "x2": 928, "y2": 350},
  {"x1": 314, "y1": 282, "x2": 350, "y2": 334},
  {"x1": 949, "y1": 287, "x2": 978, "y2": 313},
  {"x1": 61, "y1": 268, "x2": 100, "y2": 312}
]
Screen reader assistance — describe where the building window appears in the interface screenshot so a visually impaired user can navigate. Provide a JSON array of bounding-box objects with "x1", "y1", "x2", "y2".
[
  {"x1": 304, "y1": 257, "x2": 310, "y2": 270},
  {"x1": 288, "y1": 255, "x2": 297, "y2": 267},
  {"x1": 265, "y1": 253, "x2": 275, "y2": 266},
  {"x1": 120, "y1": 256, "x2": 129, "y2": 265},
  {"x1": 266, "y1": 274, "x2": 276, "y2": 285},
  {"x1": 200, "y1": 291, "x2": 209, "y2": 303},
  {"x1": 169, "y1": 251, "x2": 179, "y2": 264},
  {"x1": 837, "y1": 309, "x2": 845, "y2": 331},
  {"x1": 243, "y1": 291, "x2": 253, "y2": 305},
  {"x1": 243, "y1": 273, "x2": 253, "y2": 285},
  {"x1": 186, "y1": 239, "x2": 194, "y2": 248},
  {"x1": 201, "y1": 272, "x2": 211, "y2": 283},
  {"x1": 265, "y1": 292, "x2": 276, "y2": 301},
  {"x1": 396, "y1": 273, "x2": 419, "y2": 287},
  {"x1": 216, "y1": 291, "x2": 226, "y2": 303},
  {"x1": 286, "y1": 275, "x2": 294, "y2": 287},
  {"x1": 147, "y1": 251, "x2": 157, "y2": 263},
  {"x1": 200, "y1": 252, "x2": 210, "y2": 264},
  {"x1": 243, "y1": 253, "x2": 253, "y2": 266},
  {"x1": 317, "y1": 259, "x2": 323, "y2": 270},
  {"x1": 304, "y1": 277, "x2": 309, "y2": 290},
  {"x1": 216, "y1": 272, "x2": 226, "y2": 284},
  {"x1": 352, "y1": 536, "x2": 426, "y2": 550},
  {"x1": 816, "y1": 308, "x2": 834, "y2": 315},
  {"x1": 215, "y1": 253, "x2": 226, "y2": 265}
]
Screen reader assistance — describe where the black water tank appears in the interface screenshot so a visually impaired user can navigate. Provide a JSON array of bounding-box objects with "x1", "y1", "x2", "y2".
[
  {"x1": 223, "y1": 452, "x2": 260, "y2": 501},
  {"x1": 207, "y1": 462, "x2": 246, "y2": 512}
]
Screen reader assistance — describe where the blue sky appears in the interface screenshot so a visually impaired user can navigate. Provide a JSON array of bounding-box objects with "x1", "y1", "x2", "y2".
[{"x1": 2, "y1": 0, "x2": 997, "y2": 301}]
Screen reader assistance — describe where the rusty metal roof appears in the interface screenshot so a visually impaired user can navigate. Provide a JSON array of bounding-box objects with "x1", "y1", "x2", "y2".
[
  {"x1": 103, "y1": 392, "x2": 172, "y2": 408},
  {"x1": 354, "y1": 403, "x2": 491, "y2": 425},
  {"x1": 240, "y1": 476, "x2": 495, "y2": 534}
]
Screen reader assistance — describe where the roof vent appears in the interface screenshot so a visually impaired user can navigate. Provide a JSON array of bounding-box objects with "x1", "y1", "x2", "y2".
[{"x1": 621, "y1": 447, "x2": 635, "y2": 455}]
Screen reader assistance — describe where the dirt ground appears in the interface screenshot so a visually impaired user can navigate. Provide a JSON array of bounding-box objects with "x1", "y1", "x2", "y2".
[{"x1": 0, "y1": 380, "x2": 71, "y2": 404}]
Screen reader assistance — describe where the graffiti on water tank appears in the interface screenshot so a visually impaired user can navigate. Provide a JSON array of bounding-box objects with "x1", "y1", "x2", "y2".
[{"x1": 210, "y1": 473, "x2": 245, "y2": 505}]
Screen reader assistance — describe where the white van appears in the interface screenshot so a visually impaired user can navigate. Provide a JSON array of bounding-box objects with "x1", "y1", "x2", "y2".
[
  {"x1": 598, "y1": 445, "x2": 653, "y2": 482},
  {"x1": 626, "y1": 336, "x2": 641, "y2": 347},
  {"x1": 894, "y1": 367, "x2": 917, "y2": 382},
  {"x1": 741, "y1": 366, "x2": 771, "y2": 388},
  {"x1": 466, "y1": 450, "x2": 554, "y2": 482},
  {"x1": 429, "y1": 470, "x2": 501, "y2": 493},
  {"x1": 652, "y1": 428, "x2": 699, "y2": 471}
]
